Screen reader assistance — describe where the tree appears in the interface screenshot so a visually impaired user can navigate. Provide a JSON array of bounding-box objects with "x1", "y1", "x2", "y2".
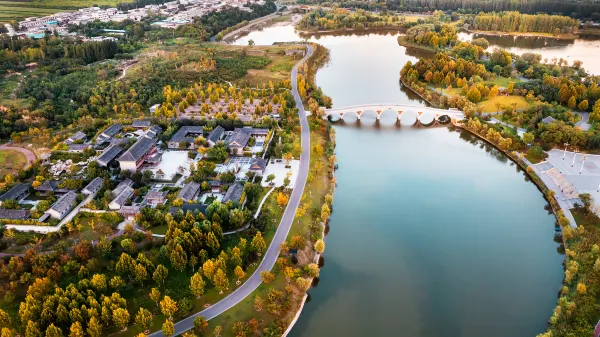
[
  {"x1": 162, "y1": 320, "x2": 174, "y2": 337},
  {"x1": 150, "y1": 288, "x2": 161, "y2": 307},
  {"x1": 523, "y1": 132, "x2": 535, "y2": 144},
  {"x1": 578, "y1": 99, "x2": 589, "y2": 111},
  {"x1": 314, "y1": 239, "x2": 325, "y2": 254},
  {"x1": 160, "y1": 296, "x2": 178, "y2": 320},
  {"x1": 276, "y1": 192, "x2": 289, "y2": 206},
  {"x1": 91, "y1": 274, "x2": 107, "y2": 292},
  {"x1": 214, "y1": 325, "x2": 223, "y2": 337},
  {"x1": 110, "y1": 276, "x2": 125, "y2": 290},
  {"x1": 466, "y1": 86, "x2": 482, "y2": 103},
  {"x1": 489, "y1": 85, "x2": 499, "y2": 99},
  {"x1": 87, "y1": 317, "x2": 102, "y2": 337},
  {"x1": 234, "y1": 266, "x2": 246, "y2": 281},
  {"x1": 507, "y1": 82, "x2": 514, "y2": 93},
  {"x1": 113, "y1": 308, "x2": 130, "y2": 331},
  {"x1": 134, "y1": 263, "x2": 148, "y2": 284},
  {"x1": 25, "y1": 321, "x2": 41, "y2": 337},
  {"x1": 254, "y1": 295, "x2": 264, "y2": 311},
  {"x1": 213, "y1": 268, "x2": 229, "y2": 293},
  {"x1": 153, "y1": 264, "x2": 169, "y2": 285},
  {"x1": 0, "y1": 309, "x2": 11, "y2": 328},
  {"x1": 44, "y1": 324, "x2": 61, "y2": 337},
  {"x1": 251, "y1": 231, "x2": 266, "y2": 254},
  {"x1": 170, "y1": 244, "x2": 188, "y2": 272},
  {"x1": 568, "y1": 96, "x2": 577, "y2": 109},
  {"x1": 260, "y1": 270, "x2": 275, "y2": 284},
  {"x1": 135, "y1": 308, "x2": 153, "y2": 331},
  {"x1": 69, "y1": 322, "x2": 85, "y2": 337},
  {"x1": 577, "y1": 282, "x2": 587, "y2": 294},
  {"x1": 193, "y1": 316, "x2": 208, "y2": 333},
  {"x1": 283, "y1": 152, "x2": 293, "y2": 165},
  {"x1": 265, "y1": 174, "x2": 275, "y2": 183},
  {"x1": 190, "y1": 272, "x2": 206, "y2": 298}
]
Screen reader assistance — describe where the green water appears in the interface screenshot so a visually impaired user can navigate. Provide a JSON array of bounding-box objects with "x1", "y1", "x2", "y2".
[{"x1": 234, "y1": 27, "x2": 563, "y2": 337}]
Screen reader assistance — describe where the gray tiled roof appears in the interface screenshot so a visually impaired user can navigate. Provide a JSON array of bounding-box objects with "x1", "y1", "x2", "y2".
[
  {"x1": 50, "y1": 191, "x2": 77, "y2": 214},
  {"x1": 35, "y1": 180, "x2": 69, "y2": 193},
  {"x1": 146, "y1": 191, "x2": 165, "y2": 200},
  {"x1": 96, "y1": 145, "x2": 123, "y2": 166},
  {"x1": 118, "y1": 136, "x2": 155, "y2": 162},
  {"x1": 0, "y1": 183, "x2": 29, "y2": 201},
  {"x1": 66, "y1": 131, "x2": 86, "y2": 144},
  {"x1": 541, "y1": 116, "x2": 556, "y2": 124},
  {"x1": 235, "y1": 127, "x2": 269, "y2": 136},
  {"x1": 223, "y1": 183, "x2": 244, "y2": 203},
  {"x1": 68, "y1": 144, "x2": 90, "y2": 152},
  {"x1": 207, "y1": 125, "x2": 225, "y2": 144},
  {"x1": 111, "y1": 186, "x2": 133, "y2": 207},
  {"x1": 249, "y1": 158, "x2": 267, "y2": 171},
  {"x1": 0, "y1": 209, "x2": 30, "y2": 220},
  {"x1": 83, "y1": 177, "x2": 103, "y2": 194},
  {"x1": 112, "y1": 178, "x2": 133, "y2": 197},
  {"x1": 132, "y1": 120, "x2": 152, "y2": 128},
  {"x1": 225, "y1": 130, "x2": 250, "y2": 148},
  {"x1": 102, "y1": 124, "x2": 123, "y2": 137},
  {"x1": 170, "y1": 126, "x2": 204, "y2": 144},
  {"x1": 145, "y1": 125, "x2": 162, "y2": 139},
  {"x1": 177, "y1": 182, "x2": 200, "y2": 201}
]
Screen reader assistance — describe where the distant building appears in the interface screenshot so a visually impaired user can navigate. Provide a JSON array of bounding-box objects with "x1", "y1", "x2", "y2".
[
  {"x1": 177, "y1": 182, "x2": 200, "y2": 201},
  {"x1": 132, "y1": 120, "x2": 152, "y2": 128},
  {"x1": 109, "y1": 186, "x2": 134, "y2": 210},
  {"x1": 96, "y1": 145, "x2": 123, "y2": 167},
  {"x1": 223, "y1": 183, "x2": 244, "y2": 203},
  {"x1": 96, "y1": 123, "x2": 123, "y2": 144},
  {"x1": 225, "y1": 130, "x2": 250, "y2": 156},
  {"x1": 0, "y1": 183, "x2": 29, "y2": 206},
  {"x1": 149, "y1": 104, "x2": 161, "y2": 114},
  {"x1": 82, "y1": 177, "x2": 103, "y2": 195},
  {"x1": 65, "y1": 131, "x2": 86, "y2": 145},
  {"x1": 207, "y1": 125, "x2": 225, "y2": 147},
  {"x1": 0, "y1": 209, "x2": 30, "y2": 220},
  {"x1": 68, "y1": 144, "x2": 91, "y2": 153},
  {"x1": 118, "y1": 205, "x2": 140, "y2": 218},
  {"x1": 145, "y1": 125, "x2": 162, "y2": 139},
  {"x1": 35, "y1": 180, "x2": 71, "y2": 196},
  {"x1": 168, "y1": 126, "x2": 204, "y2": 149},
  {"x1": 145, "y1": 191, "x2": 166, "y2": 205},
  {"x1": 47, "y1": 191, "x2": 77, "y2": 220},
  {"x1": 112, "y1": 178, "x2": 133, "y2": 197},
  {"x1": 117, "y1": 137, "x2": 157, "y2": 172},
  {"x1": 541, "y1": 116, "x2": 556, "y2": 125},
  {"x1": 249, "y1": 158, "x2": 267, "y2": 176}
]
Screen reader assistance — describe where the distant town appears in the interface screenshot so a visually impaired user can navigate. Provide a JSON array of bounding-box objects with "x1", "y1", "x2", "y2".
[{"x1": 3, "y1": 0, "x2": 267, "y2": 39}]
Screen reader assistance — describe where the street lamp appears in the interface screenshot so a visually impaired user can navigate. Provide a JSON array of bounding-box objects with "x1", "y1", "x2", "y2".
[
  {"x1": 571, "y1": 149, "x2": 578, "y2": 167},
  {"x1": 563, "y1": 142, "x2": 569, "y2": 160},
  {"x1": 580, "y1": 155, "x2": 588, "y2": 174}
]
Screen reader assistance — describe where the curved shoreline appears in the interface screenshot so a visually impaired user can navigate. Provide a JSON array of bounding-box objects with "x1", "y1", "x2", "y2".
[
  {"x1": 463, "y1": 28, "x2": 578, "y2": 40},
  {"x1": 296, "y1": 27, "x2": 406, "y2": 35}
]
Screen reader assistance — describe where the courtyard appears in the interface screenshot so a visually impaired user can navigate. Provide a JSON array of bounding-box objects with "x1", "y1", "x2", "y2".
[
  {"x1": 260, "y1": 159, "x2": 300, "y2": 188},
  {"x1": 146, "y1": 151, "x2": 194, "y2": 180}
]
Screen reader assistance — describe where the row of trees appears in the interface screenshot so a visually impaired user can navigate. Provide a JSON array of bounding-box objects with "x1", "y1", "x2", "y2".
[
  {"x1": 297, "y1": 8, "x2": 411, "y2": 30},
  {"x1": 404, "y1": 23, "x2": 457, "y2": 49},
  {"x1": 473, "y1": 11, "x2": 579, "y2": 34}
]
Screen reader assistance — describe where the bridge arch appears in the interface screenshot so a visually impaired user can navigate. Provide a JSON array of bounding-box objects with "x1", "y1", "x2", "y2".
[
  {"x1": 399, "y1": 110, "x2": 418, "y2": 126},
  {"x1": 419, "y1": 111, "x2": 435, "y2": 126},
  {"x1": 379, "y1": 108, "x2": 399, "y2": 122},
  {"x1": 358, "y1": 109, "x2": 378, "y2": 121}
]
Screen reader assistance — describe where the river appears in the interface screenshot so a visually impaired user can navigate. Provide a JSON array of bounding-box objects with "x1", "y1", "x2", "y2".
[{"x1": 233, "y1": 26, "x2": 565, "y2": 337}]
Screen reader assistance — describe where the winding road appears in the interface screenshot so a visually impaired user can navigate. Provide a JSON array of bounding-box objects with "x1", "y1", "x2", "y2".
[{"x1": 148, "y1": 44, "x2": 313, "y2": 337}]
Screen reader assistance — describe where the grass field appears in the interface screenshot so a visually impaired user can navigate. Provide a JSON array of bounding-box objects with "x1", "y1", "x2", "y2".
[
  {"x1": 492, "y1": 76, "x2": 521, "y2": 88},
  {"x1": 572, "y1": 207, "x2": 600, "y2": 229},
  {"x1": 0, "y1": 149, "x2": 28, "y2": 178},
  {"x1": 477, "y1": 95, "x2": 530, "y2": 113}
]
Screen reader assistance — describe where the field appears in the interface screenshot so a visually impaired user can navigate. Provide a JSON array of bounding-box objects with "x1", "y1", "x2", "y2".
[
  {"x1": 477, "y1": 95, "x2": 530, "y2": 113},
  {"x1": 0, "y1": 148, "x2": 28, "y2": 178},
  {"x1": 0, "y1": 0, "x2": 135, "y2": 22}
]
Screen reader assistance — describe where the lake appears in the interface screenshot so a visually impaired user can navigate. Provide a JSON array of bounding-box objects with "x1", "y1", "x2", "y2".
[{"x1": 233, "y1": 26, "x2": 565, "y2": 337}]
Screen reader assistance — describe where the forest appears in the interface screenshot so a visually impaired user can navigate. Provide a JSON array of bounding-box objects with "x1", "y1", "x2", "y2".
[
  {"x1": 296, "y1": 0, "x2": 600, "y2": 20},
  {"x1": 473, "y1": 12, "x2": 580, "y2": 34},
  {"x1": 297, "y1": 7, "x2": 411, "y2": 30}
]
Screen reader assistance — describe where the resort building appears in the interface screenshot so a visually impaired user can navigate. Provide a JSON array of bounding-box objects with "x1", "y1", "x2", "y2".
[
  {"x1": 0, "y1": 209, "x2": 31, "y2": 220},
  {"x1": 117, "y1": 137, "x2": 158, "y2": 172},
  {"x1": 96, "y1": 145, "x2": 123, "y2": 167},
  {"x1": 168, "y1": 126, "x2": 204, "y2": 149},
  {"x1": 177, "y1": 182, "x2": 200, "y2": 202},
  {"x1": 47, "y1": 191, "x2": 77, "y2": 220},
  {"x1": 82, "y1": 177, "x2": 103, "y2": 195},
  {"x1": 223, "y1": 183, "x2": 244, "y2": 203},
  {"x1": 207, "y1": 125, "x2": 225, "y2": 147},
  {"x1": 0, "y1": 183, "x2": 30, "y2": 206}
]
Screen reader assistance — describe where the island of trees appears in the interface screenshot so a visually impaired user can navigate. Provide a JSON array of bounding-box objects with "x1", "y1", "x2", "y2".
[{"x1": 472, "y1": 11, "x2": 580, "y2": 36}]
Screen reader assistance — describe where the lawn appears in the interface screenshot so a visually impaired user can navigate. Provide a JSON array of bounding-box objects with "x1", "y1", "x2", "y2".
[
  {"x1": 477, "y1": 95, "x2": 531, "y2": 113},
  {"x1": 492, "y1": 76, "x2": 521, "y2": 88},
  {"x1": 572, "y1": 207, "x2": 600, "y2": 229},
  {"x1": 239, "y1": 51, "x2": 297, "y2": 85},
  {"x1": 76, "y1": 215, "x2": 120, "y2": 241},
  {"x1": 204, "y1": 196, "x2": 216, "y2": 204},
  {"x1": 151, "y1": 224, "x2": 169, "y2": 235},
  {"x1": 0, "y1": 149, "x2": 28, "y2": 178}
]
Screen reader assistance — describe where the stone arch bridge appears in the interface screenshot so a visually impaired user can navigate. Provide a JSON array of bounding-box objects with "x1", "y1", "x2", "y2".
[{"x1": 323, "y1": 104, "x2": 465, "y2": 125}]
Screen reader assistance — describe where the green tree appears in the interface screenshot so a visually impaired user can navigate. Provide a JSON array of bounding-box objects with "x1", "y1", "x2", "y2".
[
  {"x1": 251, "y1": 231, "x2": 266, "y2": 254},
  {"x1": 523, "y1": 132, "x2": 535, "y2": 144},
  {"x1": 193, "y1": 316, "x2": 208, "y2": 333},
  {"x1": 153, "y1": 264, "x2": 169, "y2": 285},
  {"x1": 112, "y1": 308, "x2": 130, "y2": 331}
]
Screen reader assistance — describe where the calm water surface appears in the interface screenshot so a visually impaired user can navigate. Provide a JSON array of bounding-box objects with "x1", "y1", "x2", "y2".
[{"x1": 233, "y1": 26, "x2": 564, "y2": 337}]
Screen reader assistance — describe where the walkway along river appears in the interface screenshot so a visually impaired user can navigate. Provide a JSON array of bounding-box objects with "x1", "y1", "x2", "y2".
[
  {"x1": 233, "y1": 26, "x2": 565, "y2": 337},
  {"x1": 147, "y1": 45, "x2": 313, "y2": 337}
]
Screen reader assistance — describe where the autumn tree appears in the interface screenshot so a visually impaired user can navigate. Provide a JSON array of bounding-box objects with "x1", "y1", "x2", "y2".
[
  {"x1": 213, "y1": 268, "x2": 229, "y2": 293},
  {"x1": 113, "y1": 308, "x2": 130, "y2": 331},
  {"x1": 135, "y1": 308, "x2": 153, "y2": 331},
  {"x1": 162, "y1": 320, "x2": 174, "y2": 337},
  {"x1": 160, "y1": 296, "x2": 178, "y2": 320},
  {"x1": 260, "y1": 270, "x2": 275, "y2": 283},
  {"x1": 254, "y1": 295, "x2": 264, "y2": 311},
  {"x1": 87, "y1": 317, "x2": 102, "y2": 337},
  {"x1": 314, "y1": 239, "x2": 325, "y2": 254},
  {"x1": 69, "y1": 322, "x2": 85, "y2": 337},
  {"x1": 190, "y1": 272, "x2": 206, "y2": 298},
  {"x1": 234, "y1": 266, "x2": 246, "y2": 281},
  {"x1": 153, "y1": 264, "x2": 168, "y2": 285},
  {"x1": 150, "y1": 288, "x2": 161, "y2": 307},
  {"x1": 193, "y1": 316, "x2": 208, "y2": 333},
  {"x1": 251, "y1": 231, "x2": 266, "y2": 254}
]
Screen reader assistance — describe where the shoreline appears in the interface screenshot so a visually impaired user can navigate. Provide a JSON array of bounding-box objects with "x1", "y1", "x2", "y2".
[
  {"x1": 296, "y1": 26, "x2": 406, "y2": 35},
  {"x1": 396, "y1": 35, "x2": 444, "y2": 54},
  {"x1": 463, "y1": 28, "x2": 578, "y2": 40}
]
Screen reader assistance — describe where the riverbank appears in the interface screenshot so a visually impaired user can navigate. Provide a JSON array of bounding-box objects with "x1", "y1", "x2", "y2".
[
  {"x1": 463, "y1": 28, "x2": 578, "y2": 40},
  {"x1": 396, "y1": 35, "x2": 444, "y2": 54},
  {"x1": 296, "y1": 26, "x2": 406, "y2": 35}
]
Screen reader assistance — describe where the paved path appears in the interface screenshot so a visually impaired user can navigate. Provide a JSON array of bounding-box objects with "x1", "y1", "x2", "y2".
[
  {"x1": 0, "y1": 143, "x2": 36, "y2": 169},
  {"x1": 575, "y1": 112, "x2": 591, "y2": 131},
  {"x1": 148, "y1": 44, "x2": 313, "y2": 337},
  {"x1": 488, "y1": 117, "x2": 526, "y2": 137}
]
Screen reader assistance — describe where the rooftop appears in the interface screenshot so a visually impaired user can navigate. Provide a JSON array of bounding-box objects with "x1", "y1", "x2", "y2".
[
  {"x1": 0, "y1": 209, "x2": 30, "y2": 220},
  {"x1": 50, "y1": 191, "x2": 78, "y2": 214},
  {"x1": 113, "y1": 178, "x2": 133, "y2": 196},
  {"x1": 102, "y1": 123, "x2": 123, "y2": 137},
  {"x1": 0, "y1": 183, "x2": 29, "y2": 202},
  {"x1": 177, "y1": 181, "x2": 200, "y2": 201},
  {"x1": 132, "y1": 120, "x2": 152, "y2": 128},
  {"x1": 207, "y1": 125, "x2": 225, "y2": 144},
  {"x1": 111, "y1": 186, "x2": 134, "y2": 207},
  {"x1": 118, "y1": 136, "x2": 156, "y2": 162},
  {"x1": 223, "y1": 183, "x2": 244, "y2": 203},
  {"x1": 96, "y1": 145, "x2": 123, "y2": 166},
  {"x1": 170, "y1": 125, "x2": 204, "y2": 144},
  {"x1": 225, "y1": 130, "x2": 250, "y2": 148},
  {"x1": 83, "y1": 177, "x2": 103, "y2": 194}
]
